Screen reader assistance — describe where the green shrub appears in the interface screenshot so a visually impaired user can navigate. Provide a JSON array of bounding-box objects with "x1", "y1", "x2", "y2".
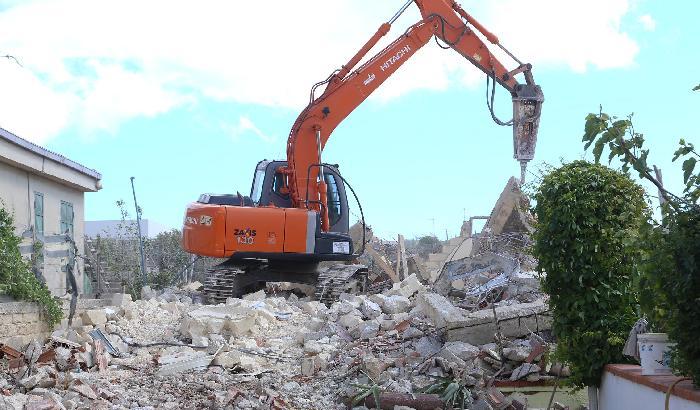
[
  {"x1": 533, "y1": 161, "x2": 648, "y2": 388},
  {"x1": 662, "y1": 209, "x2": 700, "y2": 385},
  {"x1": 0, "y1": 206, "x2": 62, "y2": 326},
  {"x1": 582, "y1": 110, "x2": 700, "y2": 386}
]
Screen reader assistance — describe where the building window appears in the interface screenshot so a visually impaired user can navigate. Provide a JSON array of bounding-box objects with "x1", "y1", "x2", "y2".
[
  {"x1": 34, "y1": 192, "x2": 44, "y2": 235},
  {"x1": 60, "y1": 201, "x2": 74, "y2": 237}
]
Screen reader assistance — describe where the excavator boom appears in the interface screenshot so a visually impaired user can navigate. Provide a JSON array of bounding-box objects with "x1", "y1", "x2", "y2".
[{"x1": 285, "y1": 0, "x2": 543, "y2": 231}]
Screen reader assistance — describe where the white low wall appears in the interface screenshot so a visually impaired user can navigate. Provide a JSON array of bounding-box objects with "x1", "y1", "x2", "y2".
[{"x1": 600, "y1": 371, "x2": 700, "y2": 410}]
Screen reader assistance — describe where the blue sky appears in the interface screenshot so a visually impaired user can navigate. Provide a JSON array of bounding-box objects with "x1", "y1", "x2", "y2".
[{"x1": 1, "y1": 0, "x2": 697, "y2": 239}]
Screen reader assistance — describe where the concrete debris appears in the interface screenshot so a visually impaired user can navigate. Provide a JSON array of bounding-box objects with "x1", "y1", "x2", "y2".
[
  {"x1": 0, "y1": 181, "x2": 569, "y2": 409},
  {"x1": 79, "y1": 309, "x2": 107, "y2": 326},
  {"x1": 446, "y1": 299, "x2": 551, "y2": 345},
  {"x1": 156, "y1": 347, "x2": 221, "y2": 376},
  {"x1": 110, "y1": 293, "x2": 132, "y2": 307},
  {"x1": 139, "y1": 285, "x2": 157, "y2": 300},
  {"x1": 510, "y1": 363, "x2": 541, "y2": 380}
]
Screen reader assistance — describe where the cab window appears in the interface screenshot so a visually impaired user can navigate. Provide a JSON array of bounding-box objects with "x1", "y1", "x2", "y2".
[
  {"x1": 324, "y1": 173, "x2": 342, "y2": 226},
  {"x1": 272, "y1": 172, "x2": 289, "y2": 198},
  {"x1": 251, "y1": 169, "x2": 266, "y2": 205}
]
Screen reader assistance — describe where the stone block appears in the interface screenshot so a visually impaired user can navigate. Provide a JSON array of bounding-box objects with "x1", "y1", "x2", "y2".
[
  {"x1": 416, "y1": 292, "x2": 468, "y2": 329},
  {"x1": 182, "y1": 281, "x2": 203, "y2": 292},
  {"x1": 397, "y1": 273, "x2": 426, "y2": 298},
  {"x1": 205, "y1": 319, "x2": 226, "y2": 335},
  {"x1": 368, "y1": 294, "x2": 388, "y2": 308},
  {"x1": 303, "y1": 340, "x2": 323, "y2": 355},
  {"x1": 360, "y1": 299, "x2": 381, "y2": 320},
  {"x1": 299, "y1": 301, "x2": 328, "y2": 318},
  {"x1": 140, "y1": 286, "x2": 157, "y2": 300},
  {"x1": 225, "y1": 315, "x2": 255, "y2": 337},
  {"x1": 80, "y1": 309, "x2": 107, "y2": 326},
  {"x1": 180, "y1": 317, "x2": 206, "y2": 339},
  {"x1": 110, "y1": 293, "x2": 132, "y2": 307},
  {"x1": 213, "y1": 351, "x2": 243, "y2": 368},
  {"x1": 338, "y1": 312, "x2": 364, "y2": 329},
  {"x1": 338, "y1": 293, "x2": 363, "y2": 308},
  {"x1": 161, "y1": 302, "x2": 180, "y2": 315},
  {"x1": 356, "y1": 320, "x2": 380, "y2": 340},
  {"x1": 242, "y1": 289, "x2": 266, "y2": 301},
  {"x1": 381, "y1": 295, "x2": 411, "y2": 314},
  {"x1": 306, "y1": 317, "x2": 326, "y2": 332}
]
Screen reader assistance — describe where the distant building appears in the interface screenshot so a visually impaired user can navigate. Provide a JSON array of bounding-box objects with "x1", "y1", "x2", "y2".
[
  {"x1": 85, "y1": 219, "x2": 170, "y2": 239},
  {"x1": 0, "y1": 127, "x2": 102, "y2": 296}
]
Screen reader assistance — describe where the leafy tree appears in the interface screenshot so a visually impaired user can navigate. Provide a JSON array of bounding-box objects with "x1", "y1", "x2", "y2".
[
  {"x1": 145, "y1": 229, "x2": 192, "y2": 288},
  {"x1": 87, "y1": 200, "x2": 216, "y2": 298},
  {"x1": 533, "y1": 161, "x2": 648, "y2": 388},
  {"x1": 583, "y1": 109, "x2": 700, "y2": 386},
  {"x1": 416, "y1": 235, "x2": 442, "y2": 258}
]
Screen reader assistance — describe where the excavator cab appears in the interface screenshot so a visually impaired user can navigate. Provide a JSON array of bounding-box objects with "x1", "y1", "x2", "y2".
[
  {"x1": 182, "y1": 160, "x2": 355, "y2": 263},
  {"x1": 249, "y1": 160, "x2": 350, "y2": 235}
]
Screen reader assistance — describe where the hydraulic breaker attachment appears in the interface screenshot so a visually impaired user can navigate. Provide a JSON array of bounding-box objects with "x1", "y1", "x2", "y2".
[{"x1": 512, "y1": 83, "x2": 544, "y2": 184}]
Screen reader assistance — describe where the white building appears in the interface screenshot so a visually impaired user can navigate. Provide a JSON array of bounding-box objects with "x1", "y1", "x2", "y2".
[{"x1": 0, "y1": 127, "x2": 102, "y2": 296}]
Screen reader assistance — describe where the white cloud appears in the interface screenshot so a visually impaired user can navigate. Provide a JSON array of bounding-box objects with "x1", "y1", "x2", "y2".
[
  {"x1": 221, "y1": 116, "x2": 276, "y2": 144},
  {"x1": 478, "y1": 0, "x2": 639, "y2": 72},
  {"x1": 639, "y1": 14, "x2": 657, "y2": 31},
  {"x1": 0, "y1": 0, "x2": 643, "y2": 143}
]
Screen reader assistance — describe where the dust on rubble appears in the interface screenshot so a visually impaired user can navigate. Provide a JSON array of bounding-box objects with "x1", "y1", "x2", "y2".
[
  {"x1": 0, "y1": 270, "x2": 564, "y2": 410},
  {"x1": 0, "y1": 179, "x2": 577, "y2": 409}
]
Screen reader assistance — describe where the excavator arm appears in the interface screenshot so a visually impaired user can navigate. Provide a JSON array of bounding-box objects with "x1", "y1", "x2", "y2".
[{"x1": 285, "y1": 0, "x2": 544, "y2": 231}]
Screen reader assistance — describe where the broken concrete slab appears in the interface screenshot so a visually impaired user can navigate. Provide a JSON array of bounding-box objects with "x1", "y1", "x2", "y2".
[
  {"x1": 443, "y1": 341, "x2": 480, "y2": 361},
  {"x1": 484, "y1": 177, "x2": 534, "y2": 236},
  {"x1": 182, "y1": 281, "x2": 203, "y2": 292},
  {"x1": 386, "y1": 273, "x2": 426, "y2": 298},
  {"x1": 156, "y1": 348, "x2": 221, "y2": 376},
  {"x1": 416, "y1": 292, "x2": 468, "y2": 329},
  {"x1": 225, "y1": 315, "x2": 256, "y2": 337},
  {"x1": 503, "y1": 346, "x2": 530, "y2": 362},
  {"x1": 510, "y1": 363, "x2": 540, "y2": 381},
  {"x1": 446, "y1": 300, "x2": 551, "y2": 345}
]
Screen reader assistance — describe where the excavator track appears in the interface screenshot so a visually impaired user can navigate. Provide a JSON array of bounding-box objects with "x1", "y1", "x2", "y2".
[
  {"x1": 202, "y1": 266, "x2": 245, "y2": 305},
  {"x1": 314, "y1": 264, "x2": 368, "y2": 305},
  {"x1": 202, "y1": 262, "x2": 370, "y2": 306}
]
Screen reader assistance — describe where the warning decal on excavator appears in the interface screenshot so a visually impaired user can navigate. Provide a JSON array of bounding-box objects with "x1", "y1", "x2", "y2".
[{"x1": 332, "y1": 242, "x2": 350, "y2": 254}]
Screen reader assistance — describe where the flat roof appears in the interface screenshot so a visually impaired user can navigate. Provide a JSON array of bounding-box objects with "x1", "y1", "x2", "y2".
[{"x1": 0, "y1": 127, "x2": 101, "y2": 180}]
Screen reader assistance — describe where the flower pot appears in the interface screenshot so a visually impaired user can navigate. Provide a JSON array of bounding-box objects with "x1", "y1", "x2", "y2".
[{"x1": 638, "y1": 333, "x2": 675, "y2": 375}]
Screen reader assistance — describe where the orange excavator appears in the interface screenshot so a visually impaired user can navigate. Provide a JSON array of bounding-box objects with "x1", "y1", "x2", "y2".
[{"x1": 182, "y1": 0, "x2": 544, "y2": 303}]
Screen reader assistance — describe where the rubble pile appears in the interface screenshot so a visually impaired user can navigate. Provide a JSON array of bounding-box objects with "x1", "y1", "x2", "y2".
[{"x1": 0, "y1": 269, "x2": 565, "y2": 410}]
